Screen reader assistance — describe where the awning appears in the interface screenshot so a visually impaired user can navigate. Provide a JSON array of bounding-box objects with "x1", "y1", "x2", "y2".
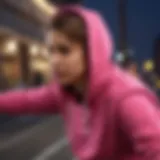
[
  {"x1": 0, "y1": 8, "x2": 45, "y2": 41},
  {"x1": 2, "y1": 0, "x2": 51, "y2": 24}
]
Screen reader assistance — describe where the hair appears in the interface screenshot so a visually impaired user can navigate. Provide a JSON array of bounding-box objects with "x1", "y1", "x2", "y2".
[{"x1": 51, "y1": 11, "x2": 87, "y2": 47}]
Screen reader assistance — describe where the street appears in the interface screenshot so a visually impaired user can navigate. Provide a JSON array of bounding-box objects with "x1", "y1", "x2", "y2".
[{"x1": 0, "y1": 116, "x2": 73, "y2": 160}]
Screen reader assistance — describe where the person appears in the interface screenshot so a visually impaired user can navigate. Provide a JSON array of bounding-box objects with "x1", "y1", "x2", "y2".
[
  {"x1": 142, "y1": 35, "x2": 160, "y2": 97},
  {"x1": 0, "y1": 6, "x2": 160, "y2": 160},
  {"x1": 123, "y1": 57, "x2": 139, "y2": 77},
  {"x1": 127, "y1": 62, "x2": 138, "y2": 76},
  {"x1": 114, "y1": 52, "x2": 139, "y2": 77}
]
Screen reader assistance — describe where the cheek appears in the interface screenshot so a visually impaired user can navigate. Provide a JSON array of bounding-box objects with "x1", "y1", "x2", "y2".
[{"x1": 69, "y1": 52, "x2": 86, "y2": 72}]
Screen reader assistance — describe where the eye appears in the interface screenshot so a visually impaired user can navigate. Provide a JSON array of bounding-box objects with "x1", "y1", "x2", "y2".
[
  {"x1": 58, "y1": 45, "x2": 70, "y2": 55},
  {"x1": 48, "y1": 44, "x2": 71, "y2": 55}
]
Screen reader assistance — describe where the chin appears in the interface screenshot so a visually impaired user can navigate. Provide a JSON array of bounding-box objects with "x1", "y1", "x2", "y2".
[{"x1": 58, "y1": 78, "x2": 73, "y2": 87}]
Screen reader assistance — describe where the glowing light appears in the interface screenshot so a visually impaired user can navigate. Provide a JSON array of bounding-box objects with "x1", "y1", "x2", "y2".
[
  {"x1": 32, "y1": 0, "x2": 57, "y2": 16},
  {"x1": 30, "y1": 44, "x2": 39, "y2": 56},
  {"x1": 4, "y1": 39, "x2": 18, "y2": 55},
  {"x1": 143, "y1": 60, "x2": 154, "y2": 71},
  {"x1": 115, "y1": 52, "x2": 124, "y2": 62}
]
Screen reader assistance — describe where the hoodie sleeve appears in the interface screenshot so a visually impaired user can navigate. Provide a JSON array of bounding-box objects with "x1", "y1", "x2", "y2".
[
  {"x1": 119, "y1": 95, "x2": 160, "y2": 160},
  {"x1": 0, "y1": 85, "x2": 61, "y2": 115}
]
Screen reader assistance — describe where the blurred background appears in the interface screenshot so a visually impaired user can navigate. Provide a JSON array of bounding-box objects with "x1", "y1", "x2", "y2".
[{"x1": 0, "y1": 0, "x2": 160, "y2": 160}]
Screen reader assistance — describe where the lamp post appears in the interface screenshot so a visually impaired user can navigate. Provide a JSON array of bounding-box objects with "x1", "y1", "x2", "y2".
[{"x1": 118, "y1": 0, "x2": 128, "y2": 55}]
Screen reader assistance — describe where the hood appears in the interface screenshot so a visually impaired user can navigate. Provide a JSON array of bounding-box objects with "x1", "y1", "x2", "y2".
[{"x1": 60, "y1": 6, "x2": 114, "y2": 102}]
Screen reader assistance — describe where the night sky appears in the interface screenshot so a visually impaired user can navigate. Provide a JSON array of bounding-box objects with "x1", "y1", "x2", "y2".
[{"x1": 84, "y1": 0, "x2": 160, "y2": 63}]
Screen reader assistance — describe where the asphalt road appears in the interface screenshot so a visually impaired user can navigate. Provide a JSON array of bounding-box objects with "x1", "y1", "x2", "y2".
[{"x1": 0, "y1": 116, "x2": 73, "y2": 160}]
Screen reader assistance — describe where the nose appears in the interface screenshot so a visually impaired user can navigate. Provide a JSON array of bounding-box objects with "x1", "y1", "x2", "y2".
[{"x1": 51, "y1": 53, "x2": 62, "y2": 66}]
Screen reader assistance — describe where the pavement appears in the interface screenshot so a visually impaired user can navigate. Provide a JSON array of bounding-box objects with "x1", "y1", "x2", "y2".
[{"x1": 0, "y1": 116, "x2": 73, "y2": 160}]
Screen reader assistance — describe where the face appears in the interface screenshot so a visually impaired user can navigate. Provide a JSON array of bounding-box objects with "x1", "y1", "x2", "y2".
[{"x1": 48, "y1": 31, "x2": 86, "y2": 86}]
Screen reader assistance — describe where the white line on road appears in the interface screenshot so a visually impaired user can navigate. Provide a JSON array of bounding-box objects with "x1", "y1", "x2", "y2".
[
  {"x1": 0, "y1": 117, "x2": 54, "y2": 150},
  {"x1": 32, "y1": 137, "x2": 68, "y2": 160}
]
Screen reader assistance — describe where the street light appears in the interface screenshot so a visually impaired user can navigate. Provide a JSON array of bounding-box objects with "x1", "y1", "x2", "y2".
[
  {"x1": 4, "y1": 39, "x2": 18, "y2": 55},
  {"x1": 32, "y1": 0, "x2": 57, "y2": 16},
  {"x1": 118, "y1": 0, "x2": 128, "y2": 54}
]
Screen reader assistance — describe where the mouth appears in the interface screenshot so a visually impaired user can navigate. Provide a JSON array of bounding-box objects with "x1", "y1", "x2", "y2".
[{"x1": 56, "y1": 72, "x2": 66, "y2": 78}]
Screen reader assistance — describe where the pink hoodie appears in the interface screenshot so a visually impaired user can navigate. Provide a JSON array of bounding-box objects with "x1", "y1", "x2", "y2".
[{"x1": 1, "y1": 6, "x2": 160, "y2": 160}]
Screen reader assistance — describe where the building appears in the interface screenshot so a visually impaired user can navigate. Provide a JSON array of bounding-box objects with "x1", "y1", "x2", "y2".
[{"x1": 0, "y1": 0, "x2": 55, "y2": 89}]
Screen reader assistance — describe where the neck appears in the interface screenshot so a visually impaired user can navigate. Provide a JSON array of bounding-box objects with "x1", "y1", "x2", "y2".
[
  {"x1": 64, "y1": 75, "x2": 86, "y2": 103},
  {"x1": 69, "y1": 77, "x2": 86, "y2": 103},
  {"x1": 73, "y1": 78, "x2": 86, "y2": 95}
]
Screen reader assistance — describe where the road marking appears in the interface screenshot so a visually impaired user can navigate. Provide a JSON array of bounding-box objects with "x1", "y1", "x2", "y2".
[
  {"x1": 32, "y1": 137, "x2": 68, "y2": 160},
  {"x1": 0, "y1": 117, "x2": 54, "y2": 150}
]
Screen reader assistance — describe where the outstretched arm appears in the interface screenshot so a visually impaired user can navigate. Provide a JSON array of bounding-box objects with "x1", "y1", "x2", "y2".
[{"x1": 0, "y1": 84, "x2": 62, "y2": 115}]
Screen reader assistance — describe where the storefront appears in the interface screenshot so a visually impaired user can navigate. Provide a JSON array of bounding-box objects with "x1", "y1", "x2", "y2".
[
  {"x1": 0, "y1": 2, "x2": 51, "y2": 89},
  {"x1": 0, "y1": 29, "x2": 51, "y2": 89},
  {"x1": 0, "y1": 1, "x2": 52, "y2": 123}
]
